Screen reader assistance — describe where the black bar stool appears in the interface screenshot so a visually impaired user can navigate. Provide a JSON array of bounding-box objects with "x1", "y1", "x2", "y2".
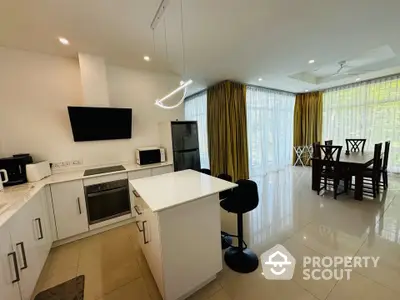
[
  {"x1": 217, "y1": 173, "x2": 233, "y2": 250},
  {"x1": 220, "y1": 179, "x2": 259, "y2": 273}
]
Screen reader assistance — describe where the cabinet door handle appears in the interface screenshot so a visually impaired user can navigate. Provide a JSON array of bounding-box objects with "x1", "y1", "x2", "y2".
[
  {"x1": 8, "y1": 252, "x2": 20, "y2": 283},
  {"x1": 35, "y1": 218, "x2": 44, "y2": 240},
  {"x1": 135, "y1": 221, "x2": 143, "y2": 232},
  {"x1": 132, "y1": 190, "x2": 140, "y2": 197},
  {"x1": 16, "y1": 242, "x2": 28, "y2": 270},
  {"x1": 133, "y1": 205, "x2": 142, "y2": 215},
  {"x1": 77, "y1": 197, "x2": 82, "y2": 215},
  {"x1": 143, "y1": 220, "x2": 149, "y2": 244}
]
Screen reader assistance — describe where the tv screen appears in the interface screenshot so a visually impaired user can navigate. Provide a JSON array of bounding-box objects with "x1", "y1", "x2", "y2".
[{"x1": 68, "y1": 106, "x2": 132, "y2": 142}]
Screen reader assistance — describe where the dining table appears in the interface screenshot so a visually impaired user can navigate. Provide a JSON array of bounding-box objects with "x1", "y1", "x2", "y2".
[{"x1": 311, "y1": 151, "x2": 376, "y2": 200}]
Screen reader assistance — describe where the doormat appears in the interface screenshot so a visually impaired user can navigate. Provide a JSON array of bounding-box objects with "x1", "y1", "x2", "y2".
[{"x1": 34, "y1": 275, "x2": 85, "y2": 300}]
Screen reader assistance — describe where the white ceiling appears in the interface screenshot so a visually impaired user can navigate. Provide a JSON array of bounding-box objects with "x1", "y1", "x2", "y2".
[{"x1": 2, "y1": 0, "x2": 400, "y2": 95}]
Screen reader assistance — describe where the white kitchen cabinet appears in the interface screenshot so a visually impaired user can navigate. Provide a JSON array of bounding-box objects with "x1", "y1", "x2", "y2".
[
  {"x1": 0, "y1": 223, "x2": 21, "y2": 300},
  {"x1": 35, "y1": 188, "x2": 53, "y2": 272},
  {"x1": 128, "y1": 170, "x2": 151, "y2": 217},
  {"x1": 150, "y1": 165, "x2": 173, "y2": 176},
  {"x1": 142, "y1": 205, "x2": 164, "y2": 296},
  {"x1": 50, "y1": 180, "x2": 89, "y2": 240},
  {"x1": 9, "y1": 191, "x2": 45, "y2": 300}
]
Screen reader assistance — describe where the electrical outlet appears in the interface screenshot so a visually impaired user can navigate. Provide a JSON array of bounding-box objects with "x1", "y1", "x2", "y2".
[
  {"x1": 72, "y1": 159, "x2": 83, "y2": 165},
  {"x1": 51, "y1": 159, "x2": 83, "y2": 169}
]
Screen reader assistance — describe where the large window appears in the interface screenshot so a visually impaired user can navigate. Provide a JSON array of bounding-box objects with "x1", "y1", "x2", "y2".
[
  {"x1": 323, "y1": 75, "x2": 400, "y2": 173},
  {"x1": 246, "y1": 86, "x2": 295, "y2": 177},
  {"x1": 184, "y1": 91, "x2": 209, "y2": 168}
]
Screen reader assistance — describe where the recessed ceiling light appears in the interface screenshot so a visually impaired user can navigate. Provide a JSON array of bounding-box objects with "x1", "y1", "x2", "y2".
[
  {"x1": 305, "y1": 89, "x2": 309, "y2": 92},
  {"x1": 308, "y1": 59, "x2": 315, "y2": 64},
  {"x1": 356, "y1": 78, "x2": 361, "y2": 81},
  {"x1": 58, "y1": 37, "x2": 69, "y2": 45},
  {"x1": 258, "y1": 78, "x2": 263, "y2": 81},
  {"x1": 144, "y1": 56, "x2": 151, "y2": 61},
  {"x1": 180, "y1": 81, "x2": 185, "y2": 86}
]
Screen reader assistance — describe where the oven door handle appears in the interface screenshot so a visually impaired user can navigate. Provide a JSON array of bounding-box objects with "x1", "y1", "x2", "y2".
[{"x1": 87, "y1": 187, "x2": 127, "y2": 198}]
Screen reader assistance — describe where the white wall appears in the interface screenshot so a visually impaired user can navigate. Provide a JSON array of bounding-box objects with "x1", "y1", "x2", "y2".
[{"x1": 0, "y1": 47, "x2": 183, "y2": 168}]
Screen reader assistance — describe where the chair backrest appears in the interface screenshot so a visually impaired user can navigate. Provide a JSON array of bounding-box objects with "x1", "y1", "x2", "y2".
[
  {"x1": 200, "y1": 168, "x2": 211, "y2": 175},
  {"x1": 345, "y1": 139, "x2": 366, "y2": 152},
  {"x1": 312, "y1": 142, "x2": 321, "y2": 158},
  {"x1": 372, "y1": 143, "x2": 383, "y2": 173},
  {"x1": 318, "y1": 145, "x2": 342, "y2": 162},
  {"x1": 226, "y1": 180, "x2": 259, "y2": 214},
  {"x1": 217, "y1": 173, "x2": 233, "y2": 200},
  {"x1": 383, "y1": 141, "x2": 390, "y2": 170},
  {"x1": 324, "y1": 140, "x2": 333, "y2": 146}
]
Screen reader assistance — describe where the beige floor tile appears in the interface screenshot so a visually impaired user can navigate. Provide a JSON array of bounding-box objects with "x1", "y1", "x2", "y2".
[
  {"x1": 209, "y1": 289, "x2": 232, "y2": 300},
  {"x1": 187, "y1": 279, "x2": 222, "y2": 300},
  {"x1": 327, "y1": 271, "x2": 398, "y2": 300},
  {"x1": 354, "y1": 229, "x2": 400, "y2": 293},
  {"x1": 47, "y1": 240, "x2": 81, "y2": 271},
  {"x1": 289, "y1": 222, "x2": 366, "y2": 257},
  {"x1": 283, "y1": 238, "x2": 338, "y2": 300},
  {"x1": 136, "y1": 250, "x2": 162, "y2": 300},
  {"x1": 375, "y1": 200, "x2": 400, "y2": 233},
  {"x1": 99, "y1": 278, "x2": 151, "y2": 300}
]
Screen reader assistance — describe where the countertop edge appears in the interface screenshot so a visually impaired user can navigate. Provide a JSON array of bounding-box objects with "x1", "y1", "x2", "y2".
[
  {"x1": 0, "y1": 162, "x2": 173, "y2": 228},
  {"x1": 130, "y1": 176, "x2": 238, "y2": 213}
]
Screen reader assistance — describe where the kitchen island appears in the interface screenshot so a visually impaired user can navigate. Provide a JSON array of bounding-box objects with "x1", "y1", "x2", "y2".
[{"x1": 129, "y1": 169, "x2": 237, "y2": 300}]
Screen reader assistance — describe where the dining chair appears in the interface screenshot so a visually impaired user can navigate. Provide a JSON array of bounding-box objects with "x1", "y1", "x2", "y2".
[
  {"x1": 362, "y1": 143, "x2": 382, "y2": 198},
  {"x1": 381, "y1": 141, "x2": 390, "y2": 189},
  {"x1": 317, "y1": 145, "x2": 347, "y2": 199},
  {"x1": 324, "y1": 140, "x2": 333, "y2": 146},
  {"x1": 312, "y1": 142, "x2": 321, "y2": 158},
  {"x1": 345, "y1": 139, "x2": 366, "y2": 153}
]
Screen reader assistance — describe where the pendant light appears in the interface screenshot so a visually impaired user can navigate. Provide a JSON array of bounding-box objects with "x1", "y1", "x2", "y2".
[{"x1": 153, "y1": 0, "x2": 193, "y2": 109}]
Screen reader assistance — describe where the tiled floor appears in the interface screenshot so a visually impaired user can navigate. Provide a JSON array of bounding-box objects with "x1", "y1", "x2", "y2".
[{"x1": 33, "y1": 167, "x2": 400, "y2": 300}]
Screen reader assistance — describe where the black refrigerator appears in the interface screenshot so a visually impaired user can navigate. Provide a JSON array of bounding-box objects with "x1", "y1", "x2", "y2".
[{"x1": 171, "y1": 121, "x2": 201, "y2": 171}]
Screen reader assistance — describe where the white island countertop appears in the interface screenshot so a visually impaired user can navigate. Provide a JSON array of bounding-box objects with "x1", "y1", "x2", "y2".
[{"x1": 129, "y1": 169, "x2": 237, "y2": 212}]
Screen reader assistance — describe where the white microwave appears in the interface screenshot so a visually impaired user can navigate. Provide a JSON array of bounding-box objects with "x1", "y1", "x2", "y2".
[{"x1": 136, "y1": 147, "x2": 166, "y2": 165}]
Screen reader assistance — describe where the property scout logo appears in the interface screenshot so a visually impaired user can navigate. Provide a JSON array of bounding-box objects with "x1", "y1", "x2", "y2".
[{"x1": 261, "y1": 244, "x2": 379, "y2": 281}]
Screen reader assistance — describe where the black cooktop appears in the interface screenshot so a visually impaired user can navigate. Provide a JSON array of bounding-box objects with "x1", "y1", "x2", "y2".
[{"x1": 83, "y1": 165, "x2": 126, "y2": 176}]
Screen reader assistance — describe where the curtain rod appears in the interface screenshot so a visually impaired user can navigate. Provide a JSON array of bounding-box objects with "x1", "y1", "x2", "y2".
[
  {"x1": 185, "y1": 80, "x2": 295, "y2": 101},
  {"x1": 322, "y1": 72, "x2": 400, "y2": 92},
  {"x1": 185, "y1": 72, "x2": 400, "y2": 101}
]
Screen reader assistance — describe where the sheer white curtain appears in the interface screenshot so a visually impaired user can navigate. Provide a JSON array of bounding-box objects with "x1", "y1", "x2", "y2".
[
  {"x1": 323, "y1": 75, "x2": 400, "y2": 173},
  {"x1": 184, "y1": 91, "x2": 209, "y2": 168},
  {"x1": 246, "y1": 86, "x2": 295, "y2": 177}
]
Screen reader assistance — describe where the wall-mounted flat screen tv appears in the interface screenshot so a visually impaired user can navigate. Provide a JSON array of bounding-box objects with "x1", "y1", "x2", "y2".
[{"x1": 68, "y1": 106, "x2": 132, "y2": 142}]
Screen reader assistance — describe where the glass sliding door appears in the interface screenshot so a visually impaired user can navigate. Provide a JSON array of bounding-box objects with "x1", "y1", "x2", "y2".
[
  {"x1": 184, "y1": 91, "x2": 210, "y2": 169},
  {"x1": 246, "y1": 86, "x2": 295, "y2": 177},
  {"x1": 323, "y1": 75, "x2": 400, "y2": 173}
]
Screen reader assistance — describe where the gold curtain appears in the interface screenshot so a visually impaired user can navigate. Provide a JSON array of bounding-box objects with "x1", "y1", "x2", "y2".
[
  {"x1": 293, "y1": 91, "x2": 323, "y2": 165},
  {"x1": 207, "y1": 81, "x2": 249, "y2": 181}
]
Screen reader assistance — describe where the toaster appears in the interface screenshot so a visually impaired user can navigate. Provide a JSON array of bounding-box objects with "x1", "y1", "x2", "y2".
[{"x1": 26, "y1": 161, "x2": 51, "y2": 182}]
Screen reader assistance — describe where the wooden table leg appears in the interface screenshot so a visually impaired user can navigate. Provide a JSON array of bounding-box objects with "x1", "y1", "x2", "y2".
[
  {"x1": 311, "y1": 161, "x2": 320, "y2": 191},
  {"x1": 354, "y1": 172, "x2": 363, "y2": 201}
]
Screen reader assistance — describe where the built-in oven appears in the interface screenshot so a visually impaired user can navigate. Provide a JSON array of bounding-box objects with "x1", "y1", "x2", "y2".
[{"x1": 84, "y1": 179, "x2": 131, "y2": 225}]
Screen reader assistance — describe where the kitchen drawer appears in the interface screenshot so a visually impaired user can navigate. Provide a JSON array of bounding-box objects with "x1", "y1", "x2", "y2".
[
  {"x1": 83, "y1": 172, "x2": 127, "y2": 186},
  {"x1": 128, "y1": 169, "x2": 152, "y2": 180},
  {"x1": 151, "y1": 166, "x2": 173, "y2": 176}
]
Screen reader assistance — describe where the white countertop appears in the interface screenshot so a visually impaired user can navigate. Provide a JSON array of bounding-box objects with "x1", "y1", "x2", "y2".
[
  {"x1": 0, "y1": 161, "x2": 173, "y2": 227},
  {"x1": 129, "y1": 169, "x2": 238, "y2": 212},
  {"x1": 45, "y1": 161, "x2": 173, "y2": 184}
]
